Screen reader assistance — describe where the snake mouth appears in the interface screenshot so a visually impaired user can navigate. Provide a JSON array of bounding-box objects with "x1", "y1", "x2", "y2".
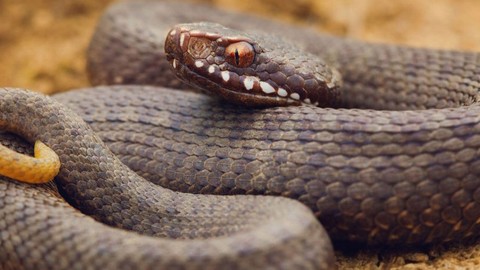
[{"x1": 166, "y1": 55, "x2": 301, "y2": 107}]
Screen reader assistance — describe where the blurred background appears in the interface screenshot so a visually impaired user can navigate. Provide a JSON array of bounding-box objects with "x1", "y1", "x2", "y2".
[
  {"x1": 1, "y1": 0, "x2": 480, "y2": 94},
  {"x1": 1, "y1": 0, "x2": 480, "y2": 269}
]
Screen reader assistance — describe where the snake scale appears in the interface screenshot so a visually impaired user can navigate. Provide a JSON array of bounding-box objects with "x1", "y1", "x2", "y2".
[{"x1": 2, "y1": 1, "x2": 480, "y2": 269}]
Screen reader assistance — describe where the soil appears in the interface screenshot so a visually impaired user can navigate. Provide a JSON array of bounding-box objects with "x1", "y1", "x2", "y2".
[{"x1": 1, "y1": 0, "x2": 480, "y2": 269}]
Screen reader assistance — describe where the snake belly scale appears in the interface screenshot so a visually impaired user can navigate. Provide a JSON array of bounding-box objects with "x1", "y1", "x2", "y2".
[{"x1": 2, "y1": 0, "x2": 480, "y2": 269}]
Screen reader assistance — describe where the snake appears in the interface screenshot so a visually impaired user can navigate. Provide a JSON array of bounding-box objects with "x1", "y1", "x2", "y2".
[{"x1": 2, "y1": 0, "x2": 480, "y2": 269}]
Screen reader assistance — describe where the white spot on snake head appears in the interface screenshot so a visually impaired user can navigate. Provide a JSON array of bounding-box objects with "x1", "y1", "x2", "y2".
[
  {"x1": 180, "y1": 33, "x2": 186, "y2": 47},
  {"x1": 221, "y1": 71, "x2": 230, "y2": 82},
  {"x1": 205, "y1": 32, "x2": 220, "y2": 39},
  {"x1": 195, "y1": 60, "x2": 204, "y2": 68},
  {"x1": 170, "y1": 29, "x2": 177, "y2": 36},
  {"x1": 304, "y1": 98, "x2": 311, "y2": 104},
  {"x1": 277, "y1": 88, "x2": 288, "y2": 97},
  {"x1": 243, "y1": 76, "x2": 256, "y2": 90},
  {"x1": 208, "y1": 66, "x2": 215, "y2": 74},
  {"x1": 290, "y1": 93, "x2": 300, "y2": 100},
  {"x1": 260, "y1": 82, "x2": 275, "y2": 94},
  {"x1": 172, "y1": 59, "x2": 178, "y2": 69}
]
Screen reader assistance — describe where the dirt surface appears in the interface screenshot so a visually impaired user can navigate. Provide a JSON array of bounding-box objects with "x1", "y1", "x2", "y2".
[{"x1": 1, "y1": 0, "x2": 480, "y2": 269}]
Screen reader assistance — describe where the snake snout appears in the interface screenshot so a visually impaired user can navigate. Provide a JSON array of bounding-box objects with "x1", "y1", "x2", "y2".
[{"x1": 165, "y1": 26, "x2": 186, "y2": 71}]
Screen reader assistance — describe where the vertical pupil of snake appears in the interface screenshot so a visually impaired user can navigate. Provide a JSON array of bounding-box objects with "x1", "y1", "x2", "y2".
[{"x1": 235, "y1": 49, "x2": 240, "y2": 65}]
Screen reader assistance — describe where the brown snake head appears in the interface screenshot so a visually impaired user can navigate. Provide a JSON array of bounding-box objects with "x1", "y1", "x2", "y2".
[{"x1": 165, "y1": 22, "x2": 342, "y2": 107}]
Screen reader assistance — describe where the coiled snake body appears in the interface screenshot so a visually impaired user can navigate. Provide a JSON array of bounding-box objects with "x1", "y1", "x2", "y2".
[{"x1": 2, "y1": 1, "x2": 480, "y2": 269}]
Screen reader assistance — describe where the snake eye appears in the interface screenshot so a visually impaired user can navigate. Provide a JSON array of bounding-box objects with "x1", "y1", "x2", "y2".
[{"x1": 225, "y1": 41, "x2": 255, "y2": 68}]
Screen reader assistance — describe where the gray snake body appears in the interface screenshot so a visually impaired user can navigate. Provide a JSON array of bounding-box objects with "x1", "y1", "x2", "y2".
[{"x1": 2, "y1": 1, "x2": 480, "y2": 269}]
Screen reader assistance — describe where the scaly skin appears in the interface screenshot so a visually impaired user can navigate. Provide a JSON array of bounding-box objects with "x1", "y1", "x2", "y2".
[
  {"x1": 85, "y1": 1, "x2": 480, "y2": 245},
  {"x1": 1, "y1": 0, "x2": 480, "y2": 269},
  {"x1": 55, "y1": 85, "x2": 480, "y2": 246},
  {"x1": 0, "y1": 88, "x2": 332, "y2": 269}
]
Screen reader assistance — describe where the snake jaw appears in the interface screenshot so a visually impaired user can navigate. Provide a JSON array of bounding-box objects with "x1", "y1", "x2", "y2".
[
  {"x1": 165, "y1": 22, "x2": 343, "y2": 107},
  {"x1": 168, "y1": 56, "x2": 300, "y2": 107}
]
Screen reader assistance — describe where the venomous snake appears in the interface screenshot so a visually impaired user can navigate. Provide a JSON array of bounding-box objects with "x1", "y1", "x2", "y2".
[{"x1": 2, "y1": 1, "x2": 480, "y2": 269}]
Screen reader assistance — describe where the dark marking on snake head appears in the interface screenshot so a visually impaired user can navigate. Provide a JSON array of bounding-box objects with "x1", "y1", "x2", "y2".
[{"x1": 188, "y1": 37, "x2": 212, "y2": 59}]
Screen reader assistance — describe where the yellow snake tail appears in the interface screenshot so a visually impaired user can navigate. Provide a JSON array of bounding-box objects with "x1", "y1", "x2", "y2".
[{"x1": 0, "y1": 140, "x2": 60, "y2": 183}]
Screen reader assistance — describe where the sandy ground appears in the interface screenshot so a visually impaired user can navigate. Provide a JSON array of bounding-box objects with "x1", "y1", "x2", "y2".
[{"x1": 1, "y1": 0, "x2": 480, "y2": 269}]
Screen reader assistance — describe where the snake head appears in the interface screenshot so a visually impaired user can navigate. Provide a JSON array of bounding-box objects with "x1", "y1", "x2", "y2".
[{"x1": 165, "y1": 22, "x2": 342, "y2": 107}]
